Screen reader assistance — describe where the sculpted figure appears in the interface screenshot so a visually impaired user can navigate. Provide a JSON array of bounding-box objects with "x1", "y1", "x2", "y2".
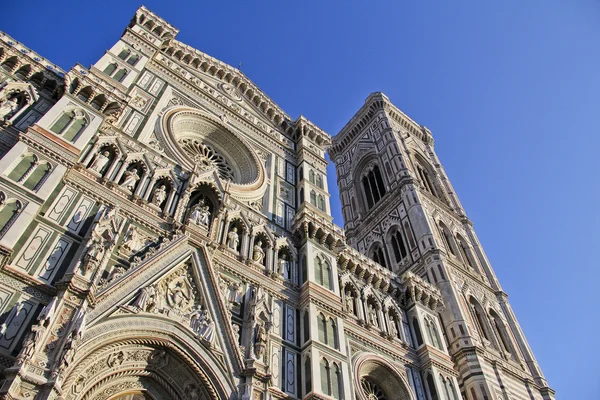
[
  {"x1": 227, "y1": 227, "x2": 239, "y2": 251},
  {"x1": 368, "y1": 304, "x2": 378, "y2": 327},
  {"x1": 15, "y1": 330, "x2": 35, "y2": 365},
  {"x1": 190, "y1": 199, "x2": 210, "y2": 226},
  {"x1": 120, "y1": 169, "x2": 140, "y2": 191},
  {"x1": 277, "y1": 256, "x2": 288, "y2": 276},
  {"x1": 253, "y1": 322, "x2": 267, "y2": 359},
  {"x1": 151, "y1": 185, "x2": 167, "y2": 207},
  {"x1": 252, "y1": 240, "x2": 265, "y2": 264},
  {"x1": 89, "y1": 151, "x2": 110, "y2": 174},
  {"x1": 0, "y1": 97, "x2": 19, "y2": 120},
  {"x1": 122, "y1": 225, "x2": 146, "y2": 253},
  {"x1": 345, "y1": 294, "x2": 354, "y2": 313},
  {"x1": 38, "y1": 297, "x2": 57, "y2": 326},
  {"x1": 133, "y1": 286, "x2": 157, "y2": 312}
]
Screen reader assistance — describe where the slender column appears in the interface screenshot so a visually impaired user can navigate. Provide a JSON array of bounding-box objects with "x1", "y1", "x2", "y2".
[
  {"x1": 105, "y1": 157, "x2": 121, "y2": 181},
  {"x1": 82, "y1": 142, "x2": 99, "y2": 165},
  {"x1": 247, "y1": 235, "x2": 255, "y2": 261},
  {"x1": 164, "y1": 186, "x2": 176, "y2": 215},
  {"x1": 17, "y1": 158, "x2": 38, "y2": 183},
  {"x1": 272, "y1": 248, "x2": 279, "y2": 275},
  {"x1": 113, "y1": 160, "x2": 129, "y2": 183},
  {"x1": 133, "y1": 172, "x2": 149, "y2": 197},
  {"x1": 240, "y1": 231, "x2": 249, "y2": 258},
  {"x1": 221, "y1": 217, "x2": 231, "y2": 245},
  {"x1": 143, "y1": 177, "x2": 157, "y2": 201}
]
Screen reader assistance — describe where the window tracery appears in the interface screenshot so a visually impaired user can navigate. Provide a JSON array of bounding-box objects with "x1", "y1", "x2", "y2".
[{"x1": 178, "y1": 138, "x2": 234, "y2": 181}]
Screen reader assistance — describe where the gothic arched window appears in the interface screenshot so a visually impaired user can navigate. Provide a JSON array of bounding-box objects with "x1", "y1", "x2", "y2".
[
  {"x1": 0, "y1": 198, "x2": 22, "y2": 237},
  {"x1": 309, "y1": 169, "x2": 315, "y2": 184},
  {"x1": 304, "y1": 357, "x2": 312, "y2": 396},
  {"x1": 468, "y1": 297, "x2": 493, "y2": 344},
  {"x1": 118, "y1": 48, "x2": 131, "y2": 60},
  {"x1": 317, "y1": 194, "x2": 325, "y2": 211},
  {"x1": 391, "y1": 229, "x2": 408, "y2": 262},
  {"x1": 426, "y1": 373, "x2": 439, "y2": 400},
  {"x1": 456, "y1": 234, "x2": 476, "y2": 269},
  {"x1": 361, "y1": 165, "x2": 386, "y2": 209},
  {"x1": 371, "y1": 244, "x2": 387, "y2": 269},
  {"x1": 320, "y1": 359, "x2": 331, "y2": 396},
  {"x1": 412, "y1": 317, "x2": 424, "y2": 346},
  {"x1": 50, "y1": 110, "x2": 88, "y2": 142},
  {"x1": 438, "y1": 222, "x2": 458, "y2": 256},
  {"x1": 489, "y1": 310, "x2": 513, "y2": 355},
  {"x1": 103, "y1": 63, "x2": 117, "y2": 76},
  {"x1": 314, "y1": 257, "x2": 332, "y2": 289},
  {"x1": 310, "y1": 190, "x2": 317, "y2": 206},
  {"x1": 113, "y1": 68, "x2": 128, "y2": 83},
  {"x1": 127, "y1": 54, "x2": 140, "y2": 66}
]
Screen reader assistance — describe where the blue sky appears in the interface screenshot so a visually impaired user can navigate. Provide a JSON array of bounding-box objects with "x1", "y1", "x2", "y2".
[{"x1": 2, "y1": 1, "x2": 598, "y2": 397}]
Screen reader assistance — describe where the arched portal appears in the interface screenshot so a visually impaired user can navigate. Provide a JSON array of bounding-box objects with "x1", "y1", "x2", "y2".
[{"x1": 59, "y1": 316, "x2": 237, "y2": 400}]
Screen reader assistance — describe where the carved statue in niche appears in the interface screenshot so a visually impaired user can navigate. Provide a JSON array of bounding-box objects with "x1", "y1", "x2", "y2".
[
  {"x1": 227, "y1": 227, "x2": 239, "y2": 251},
  {"x1": 190, "y1": 199, "x2": 211, "y2": 226},
  {"x1": 89, "y1": 151, "x2": 110, "y2": 174},
  {"x1": 151, "y1": 184, "x2": 167, "y2": 207},
  {"x1": 252, "y1": 240, "x2": 265, "y2": 264},
  {"x1": 367, "y1": 303, "x2": 378, "y2": 328},
  {"x1": 277, "y1": 255, "x2": 288, "y2": 276},
  {"x1": 120, "y1": 169, "x2": 140, "y2": 191},
  {"x1": 121, "y1": 225, "x2": 147, "y2": 254},
  {"x1": 0, "y1": 96, "x2": 19, "y2": 121},
  {"x1": 345, "y1": 293, "x2": 354, "y2": 314},
  {"x1": 132, "y1": 285, "x2": 158, "y2": 313},
  {"x1": 15, "y1": 330, "x2": 36, "y2": 365},
  {"x1": 228, "y1": 282, "x2": 243, "y2": 305},
  {"x1": 253, "y1": 322, "x2": 267, "y2": 360},
  {"x1": 388, "y1": 315, "x2": 398, "y2": 338}
]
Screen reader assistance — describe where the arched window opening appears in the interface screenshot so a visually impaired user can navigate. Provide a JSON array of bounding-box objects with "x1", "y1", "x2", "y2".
[
  {"x1": 322, "y1": 260, "x2": 332, "y2": 289},
  {"x1": 403, "y1": 221, "x2": 416, "y2": 249},
  {"x1": 316, "y1": 174, "x2": 323, "y2": 189},
  {"x1": 90, "y1": 95, "x2": 105, "y2": 111},
  {"x1": 23, "y1": 162, "x2": 51, "y2": 191},
  {"x1": 426, "y1": 373, "x2": 439, "y2": 400},
  {"x1": 0, "y1": 199, "x2": 22, "y2": 237},
  {"x1": 361, "y1": 164, "x2": 387, "y2": 210},
  {"x1": 331, "y1": 364, "x2": 342, "y2": 399},
  {"x1": 310, "y1": 190, "x2": 317, "y2": 206},
  {"x1": 113, "y1": 68, "x2": 128, "y2": 83},
  {"x1": 320, "y1": 359, "x2": 332, "y2": 396},
  {"x1": 7, "y1": 154, "x2": 37, "y2": 183},
  {"x1": 303, "y1": 311, "x2": 310, "y2": 343},
  {"x1": 317, "y1": 194, "x2": 325, "y2": 211},
  {"x1": 457, "y1": 235, "x2": 476, "y2": 268},
  {"x1": 103, "y1": 63, "x2": 117, "y2": 76},
  {"x1": 117, "y1": 48, "x2": 131, "y2": 60},
  {"x1": 50, "y1": 110, "x2": 87, "y2": 142},
  {"x1": 299, "y1": 188, "x2": 304, "y2": 204},
  {"x1": 76, "y1": 87, "x2": 93, "y2": 103},
  {"x1": 318, "y1": 313, "x2": 327, "y2": 343},
  {"x1": 438, "y1": 223, "x2": 457, "y2": 256},
  {"x1": 412, "y1": 317, "x2": 424, "y2": 346},
  {"x1": 468, "y1": 297, "x2": 491, "y2": 343},
  {"x1": 304, "y1": 357, "x2": 312, "y2": 395},
  {"x1": 490, "y1": 310, "x2": 512, "y2": 355},
  {"x1": 327, "y1": 318, "x2": 338, "y2": 349},
  {"x1": 301, "y1": 255, "x2": 307, "y2": 284},
  {"x1": 391, "y1": 229, "x2": 408, "y2": 262},
  {"x1": 309, "y1": 169, "x2": 315, "y2": 184},
  {"x1": 425, "y1": 318, "x2": 442, "y2": 349},
  {"x1": 127, "y1": 54, "x2": 140, "y2": 66},
  {"x1": 371, "y1": 244, "x2": 387, "y2": 269}
]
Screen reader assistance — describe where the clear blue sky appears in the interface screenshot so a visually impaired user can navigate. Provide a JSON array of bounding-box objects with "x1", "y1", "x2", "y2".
[{"x1": 2, "y1": 1, "x2": 598, "y2": 397}]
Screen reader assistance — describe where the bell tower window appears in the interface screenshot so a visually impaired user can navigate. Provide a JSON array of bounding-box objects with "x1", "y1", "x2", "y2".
[{"x1": 361, "y1": 165, "x2": 386, "y2": 210}]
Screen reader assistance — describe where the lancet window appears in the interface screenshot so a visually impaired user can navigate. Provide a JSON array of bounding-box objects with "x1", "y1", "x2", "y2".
[
  {"x1": 361, "y1": 165, "x2": 386, "y2": 209},
  {"x1": 50, "y1": 109, "x2": 88, "y2": 142}
]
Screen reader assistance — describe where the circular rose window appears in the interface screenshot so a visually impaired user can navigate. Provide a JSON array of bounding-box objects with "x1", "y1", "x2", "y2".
[
  {"x1": 361, "y1": 377, "x2": 389, "y2": 400},
  {"x1": 354, "y1": 355, "x2": 413, "y2": 400},
  {"x1": 157, "y1": 108, "x2": 267, "y2": 200}
]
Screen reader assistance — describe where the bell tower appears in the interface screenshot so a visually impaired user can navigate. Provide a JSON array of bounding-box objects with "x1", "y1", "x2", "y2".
[{"x1": 330, "y1": 92, "x2": 554, "y2": 400}]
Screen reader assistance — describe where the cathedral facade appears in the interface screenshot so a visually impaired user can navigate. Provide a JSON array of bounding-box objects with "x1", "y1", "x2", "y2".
[{"x1": 0, "y1": 7, "x2": 553, "y2": 400}]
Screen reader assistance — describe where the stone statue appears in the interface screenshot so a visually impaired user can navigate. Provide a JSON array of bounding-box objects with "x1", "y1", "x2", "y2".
[
  {"x1": 151, "y1": 185, "x2": 167, "y2": 207},
  {"x1": 89, "y1": 151, "x2": 110, "y2": 174},
  {"x1": 388, "y1": 317, "x2": 398, "y2": 338},
  {"x1": 132, "y1": 286, "x2": 157, "y2": 313},
  {"x1": 228, "y1": 282, "x2": 243, "y2": 305},
  {"x1": 0, "y1": 97, "x2": 19, "y2": 120},
  {"x1": 367, "y1": 304, "x2": 378, "y2": 328},
  {"x1": 190, "y1": 199, "x2": 210, "y2": 226},
  {"x1": 15, "y1": 330, "x2": 36, "y2": 365},
  {"x1": 120, "y1": 169, "x2": 140, "y2": 191},
  {"x1": 253, "y1": 322, "x2": 267, "y2": 359},
  {"x1": 277, "y1": 256, "x2": 288, "y2": 276},
  {"x1": 345, "y1": 294, "x2": 354, "y2": 313},
  {"x1": 252, "y1": 240, "x2": 265, "y2": 264},
  {"x1": 227, "y1": 227, "x2": 239, "y2": 251},
  {"x1": 190, "y1": 307, "x2": 216, "y2": 346},
  {"x1": 122, "y1": 225, "x2": 146, "y2": 253}
]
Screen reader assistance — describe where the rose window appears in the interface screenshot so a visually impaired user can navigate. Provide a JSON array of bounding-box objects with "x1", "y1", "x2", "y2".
[
  {"x1": 178, "y1": 138, "x2": 234, "y2": 181},
  {"x1": 361, "y1": 378, "x2": 389, "y2": 400}
]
